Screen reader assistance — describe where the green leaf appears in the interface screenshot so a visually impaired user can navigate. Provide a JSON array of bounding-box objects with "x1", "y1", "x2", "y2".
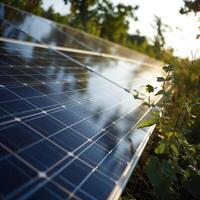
[
  {"x1": 170, "y1": 143, "x2": 179, "y2": 157},
  {"x1": 146, "y1": 84, "x2": 154, "y2": 93},
  {"x1": 155, "y1": 89, "x2": 165, "y2": 96},
  {"x1": 154, "y1": 181, "x2": 171, "y2": 200},
  {"x1": 182, "y1": 128, "x2": 192, "y2": 135},
  {"x1": 161, "y1": 159, "x2": 177, "y2": 180},
  {"x1": 155, "y1": 141, "x2": 166, "y2": 154},
  {"x1": 145, "y1": 156, "x2": 162, "y2": 186},
  {"x1": 183, "y1": 172, "x2": 200, "y2": 199},
  {"x1": 137, "y1": 111, "x2": 160, "y2": 128},
  {"x1": 162, "y1": 65, "x2": 174, "y2": 72},
  {"x1": 157, "y1": 77, "x2": 165, "y2": 82}
]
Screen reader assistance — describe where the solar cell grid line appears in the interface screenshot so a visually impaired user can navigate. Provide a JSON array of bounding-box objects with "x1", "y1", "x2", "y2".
[
  {"x1": 0, "y1": 17, "x2": 131, "y2": 94},
  {"x1": 0, "y1": 53, "x2": 152, "y2": 192},
  {"x1": 0, "y1": 57, "x2": 155, "y2": 197},
  {"x1": 0, "y1": 44, "x2": 117, "y2": 94},
  {"x1": 0, "y1": 82, "x2": 123, "y2": 128},
  {"x1": 0, "y1": 83, "x2": 140, "y2": 160},
  {"x1": 0, "y1": 59, "x2": 128, "y2": 105},
  {"x1": 0, "y1": 102, "x2": 136, "y2": 200},
  {"x1": 0, "y1": 40, "x2": 148, "y2": 175},
  {"x1": 0, "y1": 82, "x2": 73, "y2": 130},
  {"x1": 0, "y1": 55, "x2": 114, "y2": 104},
  {"x1": 0, "y1": 147, "x2": 80, "y2": 200},
  {"x1": 0, "y1": 78, "x2": 117, "y2": 137},
  {"x1": 20, "y1": 105, "x2": 152, "y2": 200},
  {"x1": 0, "y1": 37, "x2": 161, "y2": 198},
  {"x1": 70, "y1": 99, "x2": 162, "y2": 200},
  {"x1": 0, "y1": 5, "x2": 164, "y2": 199},
  {"x1": 0, "y1": 84, "x2": 122, "y2": 126},
  {"x1": 0, "y1": 76, "x2": 144, "y2": 200},
  {"x1": 0, "y1": 47, "x2": 111, "y2": 120}
]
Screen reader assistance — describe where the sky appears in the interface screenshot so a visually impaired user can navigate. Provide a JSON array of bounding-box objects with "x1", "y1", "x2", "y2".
[{"x1": 42, "y1": 0, "x2": 200, "y2": 58}]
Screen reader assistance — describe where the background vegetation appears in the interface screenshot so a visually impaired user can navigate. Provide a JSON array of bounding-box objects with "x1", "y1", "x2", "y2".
[{"x1": 1, "y1": 0, "x2": 199, "y2": 199}]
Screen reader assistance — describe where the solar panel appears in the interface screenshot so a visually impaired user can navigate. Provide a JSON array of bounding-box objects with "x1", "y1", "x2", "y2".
[
  {"x1": 0, "y1": 3, "x2": 163, "y2": 64},
  {"x1": 0, "y1": 3, "x2": 163, "y2": 200}
]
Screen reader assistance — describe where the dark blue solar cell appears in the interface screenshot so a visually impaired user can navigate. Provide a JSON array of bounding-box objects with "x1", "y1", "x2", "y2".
[
  {"x1": 79, "y1": 143, "x2": 108, "y2": 167},
  {"x1": 71, "y1": 120, "x2": 102, "y2": 138},
  {"x1": 0, "y1": 75, "x2": 19, "y2": 85},
  {"x1": 19, "y1": 140, "x2": 67, "y2": 171},
  {"x1": 13, "y1": 75, "x2": 39, "y2": 83},
  {"x1": 0, "y1": 156, "x2": 37, "y2": 198},
  {"x1": 27, "y1": 96, "x2": 57, "y2": 109},
  {"x1": 0, "y1": 114, "x2": 14, "y2": 124},
  {"x1": 0, "y1": 107, "x2": 8, "y2": 117},
  {"x1": 0, "y1": 123, "x2": 42, "y2": 152},
  {"x1": 50, "y1": 128, "x2": 87, "y2": 152},
  {"x1": 28, "y1": 182, "x2": 70, "y2": 200},
  {"x1": 0, "y1": 67, "x2": 24, "y2": 75},
  {"x1": 106, "y1": 120, "x2": 131, "y2": 140},
  {"x1": 25, "y1": 115, "x2": 66, "y2": 137},
  {"x1": 9, "y1": 86, "x2": 42, "y2": 98},
  {"x1": 47, "y1": 83, "x2": 71, "y2": 93},
  {"x1": 99, "y1": 153, "x2": 128, "y2": 181},
  {"x1": 77, "y1": 171, "x2": 115, "y2": 200},
  {"x1": 31, "y1": 85, "x2": 57, "y2": 95},
  {"x1": 111, "y1": 139, "x2": 135, "y2": 162},
  {"x1": 54, "y1": 159, "x2": 92, "y2": 191},
  {"x1": 31, "y1": 75, "x2": 53, "y2": 82},
  {"x1": 17, "y1": 67, "x2": 39, "y2": 75},
  {"x1": 47, "y1": 155, "x2": 74, "y2": 177},
  {"x1": 74, "y1": 190, "x2": 94, "y2": 200},
  {"x1": 0, "y1": 145, "x2": 8, "y2": 159},
  {"x1": 69, "y1": 103, "x2": 93, "y2": 117},
  {"x1": 0, "y1": 58, "x2": 9, "y2": 67},
  {"x1": 48, "y1": 93, "x2": 75, "y2": 104},
  {"x1": 95, "y1": 133, "x2": 119, "y2": 151},
  {"x1": 0, "y1": 88, "x2": 20, "y2": 102},
  {"x1": 0, "y1": 99, "x2": 37, "y2": 115},
  {"x1": 51, "y1": 109, "x2": 82, "y2": 126}
]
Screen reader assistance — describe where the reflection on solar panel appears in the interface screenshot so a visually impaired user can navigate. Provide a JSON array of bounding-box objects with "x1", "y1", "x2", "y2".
[{"x1": 0, "y1": 3, "x2": 163, "y2": 200}]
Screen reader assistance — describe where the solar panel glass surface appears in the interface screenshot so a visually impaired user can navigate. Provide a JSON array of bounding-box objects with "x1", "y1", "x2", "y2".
[{"x1": 0, "y1": 3, "x2": 162, "y2": 200}]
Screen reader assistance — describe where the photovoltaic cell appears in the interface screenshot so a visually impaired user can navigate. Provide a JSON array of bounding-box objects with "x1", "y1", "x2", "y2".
[{"x1": 0, "y1": 3, "x2": 163, "y2": 200}]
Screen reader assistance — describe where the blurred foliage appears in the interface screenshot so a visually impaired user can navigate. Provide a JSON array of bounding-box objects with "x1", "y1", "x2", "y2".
[
  {"x1": 180, "y1": 0, "x2": 200, "y2": 39},
  {"x1": 123, "y1": 60, "x2": 200, "y2": 200},
  {"x1": 180, "y1": 0, "x2": 200, "y2": 14}
]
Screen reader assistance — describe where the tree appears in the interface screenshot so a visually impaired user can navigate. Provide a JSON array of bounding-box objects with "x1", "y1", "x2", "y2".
[
  {"x1": 151, "y1": 16, "x2": 170, "y2": 58},
  {"x1": 42, "y1": 6, "x2": 69, "y2": 24},
  {"x1": 63, "y1": 0, "x2": 138, "y2": 42},
  {"x1": 180, "y1": 0, "x2": 200, "y2": 39},
  {"x1": 1, "y1": 0, "x2": 43, "y2": 15},
  {"x1": 98, "y1": 0, "x2": 138, "y2": 44},
  {"x1": 63, "y1": 0, "x2": 97, "y2": 32},
  {"x1": 180, "y1": 0, "x2": 200, "y2": 14}
]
